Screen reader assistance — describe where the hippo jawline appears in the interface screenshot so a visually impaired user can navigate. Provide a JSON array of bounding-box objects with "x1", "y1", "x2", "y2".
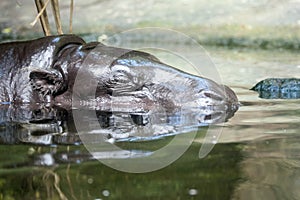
[{"x1": 0, "y1": 35, "x2": 238, "y2": 113}]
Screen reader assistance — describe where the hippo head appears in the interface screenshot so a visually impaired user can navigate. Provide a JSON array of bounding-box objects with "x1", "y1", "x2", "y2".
[
  {"x1": 28, "y1": 40, "x2": 238, "y2": 118},
  {"x1": 50, "y1": 43, "x2": 239, "y2": 115}
]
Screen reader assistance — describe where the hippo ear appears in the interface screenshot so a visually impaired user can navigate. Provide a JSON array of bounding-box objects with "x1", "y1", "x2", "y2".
[{"x1": 29, "y1": 70, "x2": 65, "y2": 96}]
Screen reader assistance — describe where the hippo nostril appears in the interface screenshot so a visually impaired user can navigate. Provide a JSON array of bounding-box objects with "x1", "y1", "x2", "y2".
[
  {"x1": 204, "y1": 114, "x2": 212, "y2": 120},
  {"x1": 204, "y1": 111, "x2": 223, "y2": 121},
  {"x1": 203, "y1": 92, "x2": 223, "y2": 101}
]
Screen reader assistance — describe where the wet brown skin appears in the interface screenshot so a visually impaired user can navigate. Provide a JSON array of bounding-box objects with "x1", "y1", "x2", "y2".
[{"x1": 0, "y1": 35, "x2": 238, "y2": 112}]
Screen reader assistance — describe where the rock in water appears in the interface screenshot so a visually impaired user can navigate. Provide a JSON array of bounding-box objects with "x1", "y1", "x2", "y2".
[{"x1": 251, "y1": 78, "x2": 300, "y2": 99}]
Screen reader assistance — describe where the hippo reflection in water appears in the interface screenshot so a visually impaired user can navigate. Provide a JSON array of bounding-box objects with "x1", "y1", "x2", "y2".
[{"x1": 0, "y1": 35, "x2": 238, "y2": 114}]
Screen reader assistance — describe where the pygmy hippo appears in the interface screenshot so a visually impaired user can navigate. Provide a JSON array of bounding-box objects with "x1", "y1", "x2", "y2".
[{"x1": 0, "y1": 35, "x2": 238, "y2": 112}]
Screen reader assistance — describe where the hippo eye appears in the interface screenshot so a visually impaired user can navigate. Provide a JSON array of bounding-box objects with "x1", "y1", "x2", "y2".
[
  {"x1": 111, "y1": 70, "x2": 130, "y2": 83},
  {"x1": 110, "y1": 65, "x2": 132, "y2": 83}
]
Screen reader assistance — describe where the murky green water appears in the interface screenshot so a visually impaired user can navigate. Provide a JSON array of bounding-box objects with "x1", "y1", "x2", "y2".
[{"x1": 0, "y1": 135, "x2": 242, "y2": 200}]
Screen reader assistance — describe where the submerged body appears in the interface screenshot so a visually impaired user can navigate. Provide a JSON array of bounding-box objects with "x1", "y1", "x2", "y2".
[{"x1": 0, "y1": 35, "x2": 238, "y2": 112}]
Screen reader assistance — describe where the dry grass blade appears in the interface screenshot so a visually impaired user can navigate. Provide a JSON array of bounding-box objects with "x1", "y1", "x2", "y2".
[
  {"x1": 32, "y1": 0, "x2": 74, "y2": 36},
  {"x1": 69, "y1": 0, "x2": 74, "y2": 33},
  {"x1": 31, "y1": 0, "x2": 51, "y2": 36},
  {"x1": 51, "y1": 0, "x2": 63, "y2": 34}
]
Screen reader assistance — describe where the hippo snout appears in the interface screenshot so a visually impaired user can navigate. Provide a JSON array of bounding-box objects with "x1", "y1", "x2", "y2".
[{"x1": 185, "y1": 81, "x2": 238, "y2": 111}]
